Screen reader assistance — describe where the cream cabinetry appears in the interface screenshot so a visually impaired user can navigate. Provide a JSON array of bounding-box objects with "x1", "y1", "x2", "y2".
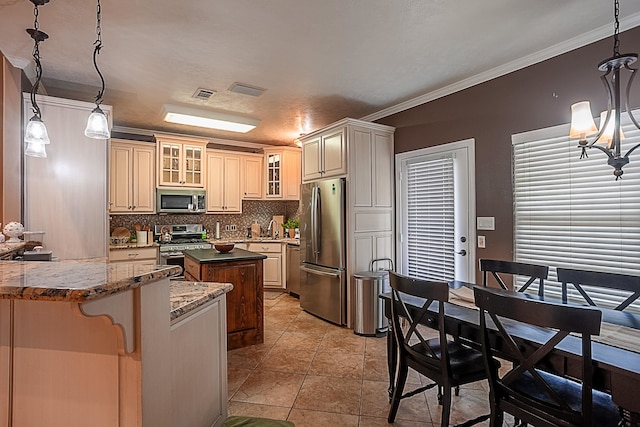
[
  {"x1": 301, "y1": 127, "x2": 347, "y2": 182},
  {"x1": 109, "y1": 140, "x2": 155, "y2": 213},
  {"x1": 264, "y1": 147, "x2": 301, "y2": 200},
  {"x1": 235, "y1": 242, "x2": 286, "y2": 289},
  {"x1": 241, "y1": 154, "x2": 263, "y2": 199},
  {"x1": 109, "y1": 246, "x2": 159, "y2": 265},
  {"x1": 206, "y1": 150, "x2": 241, "y2": 213},
  {"x1": 156, "y1": 134, "x2": 208, "y2": 188}
]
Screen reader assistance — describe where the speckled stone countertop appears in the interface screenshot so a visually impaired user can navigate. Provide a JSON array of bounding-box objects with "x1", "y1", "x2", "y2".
[
  {"x1": 0, "y1": 259, "x2": 181, "y2": 302},
  {"x1": 0, "y1": 242, "x2": 26, "y2": 258},
  {"x1": 169, "y1": 280, "x2": 233, "y2": 321},
  {"x1": 109, "y1": 242, "x2": 159, "y2": 250}
]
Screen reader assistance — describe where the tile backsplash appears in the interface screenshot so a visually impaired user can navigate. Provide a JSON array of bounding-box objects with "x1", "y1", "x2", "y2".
[{"x1": 109, "y1": 200, "x2": 300, "y2": 240}]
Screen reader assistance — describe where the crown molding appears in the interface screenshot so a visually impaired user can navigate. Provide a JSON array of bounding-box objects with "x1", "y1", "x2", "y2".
[{"x1": 361, "y1": 12, "x2": 640, "y2": 122}]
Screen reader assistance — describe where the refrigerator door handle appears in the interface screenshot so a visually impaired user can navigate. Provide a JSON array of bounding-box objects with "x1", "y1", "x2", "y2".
[
  {"x1": 300, "y1": 265, "x2": 340, "y2": 279},
  {"x1": 314, "y1": 186, "x2": 321, "y2": 255},
  {"x1": 310, "y1": 186, "x2": 316, "y2": 255}
]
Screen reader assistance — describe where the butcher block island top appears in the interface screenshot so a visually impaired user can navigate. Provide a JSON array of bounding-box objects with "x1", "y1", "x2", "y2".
[
  {"x1": 184, "y1": 248, "x2": 267, "y2": 350},
  {"x1": 0, "y1": 259, "x2": 232, "y2": 427}
]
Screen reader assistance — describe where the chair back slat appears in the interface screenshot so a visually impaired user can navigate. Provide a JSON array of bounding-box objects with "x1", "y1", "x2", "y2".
[
  {"x1": 557, "y1": 267, "x2": 640, "y2": 311},
  {"x1": 480, "y1": 259, "x2": 549, "y2": 296},
  {"x1": 474, "y1": 286, "x2": 604, "y2": 426}
]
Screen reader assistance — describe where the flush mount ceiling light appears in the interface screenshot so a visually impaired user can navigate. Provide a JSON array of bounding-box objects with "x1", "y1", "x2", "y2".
[
  {"x1": 162, "y1": 104, "x2": 260, "y2": 133},
  {"x1": 24, "y1": 0, "x2": 51, "y2": 158},
  {"x1": 568, "y1": 0, "x2": 639, "y2": 180},
  {"x1": 84, "y1": 0, "x2": 110, "y2": 139}
]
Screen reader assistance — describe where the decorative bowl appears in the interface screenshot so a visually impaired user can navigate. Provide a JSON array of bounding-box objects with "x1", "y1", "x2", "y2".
[
  {"x1": 214, "y1": 243, "x2": 235, "y2": 253},
  {"x1": 110, "y1": 235, "x2": 130, "y2": 246},
  {"x1": 3, "y1": 221, "x2": 24, "y2": 243}
]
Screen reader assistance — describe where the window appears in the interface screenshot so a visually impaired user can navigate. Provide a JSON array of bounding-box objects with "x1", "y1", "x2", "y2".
[{"x1": 512, "y1": 113, "x2": 640, "y2": 312}]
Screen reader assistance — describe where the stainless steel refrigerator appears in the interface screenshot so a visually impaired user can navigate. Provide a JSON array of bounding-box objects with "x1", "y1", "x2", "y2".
[{"x1": 300, "y1": 178, "x2": 346, "y2": 325}]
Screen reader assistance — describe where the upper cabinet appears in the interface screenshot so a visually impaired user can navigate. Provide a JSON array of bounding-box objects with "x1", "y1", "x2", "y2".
[
  {"x1": 263, "y1": 147, "x2": 301, "y2": 200},
  {"x1": 241, "y1": 154, "x2": 263, "y2": 199},
  {"x1": 155, "y1": 134, "x2": 208, "y2": 188},
  {"x1": 301, "y1": 128, "x2": 347, "y2": 182},
  {"x1": 109, "y1": 139, "x2": 155, "y2": 213},
  {"x1": 206, "y1": 150, "x2": 241, "y2": 213}
]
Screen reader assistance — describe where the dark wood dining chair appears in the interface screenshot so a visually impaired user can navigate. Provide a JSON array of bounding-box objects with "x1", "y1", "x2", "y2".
[
  {"x1": 473, "y1": 286, "x2": 620, "y2": 427},
  {"x1": 556, "y1": 267, "x2": 640, "y2": 310},
  {"x1": 388, "y1": 271, "x2": 490, "y2": 427},
  {"x1": 480, "y1": 259, "x2": 549, "y2": 296}
]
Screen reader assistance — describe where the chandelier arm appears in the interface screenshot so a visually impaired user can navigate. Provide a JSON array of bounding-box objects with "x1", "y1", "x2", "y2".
[
  {"x1": 585, "y1": 70, "x2": 615, "y2": 147},
  {"x1": 623, "y1": 143, "x2": 640, "y2": 159},
  {"x1": 624, "y1": 65, "x2": 640, "y2": 131},
  {"x1": 588, "y1": 143, "x2": 615, "y2": 159}
]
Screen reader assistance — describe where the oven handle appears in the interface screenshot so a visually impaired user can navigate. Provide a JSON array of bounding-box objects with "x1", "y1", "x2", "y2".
[{"x1": 160, "y1": 252, "x2": 185, "y2": 259}]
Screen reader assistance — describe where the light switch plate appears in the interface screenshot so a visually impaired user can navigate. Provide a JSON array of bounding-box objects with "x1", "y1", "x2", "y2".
[
  {"x1": 477, "y1": 217, "x2": 495, "y2": 230},
  {"x1": 478, "y1": 235, "x2": 486, "y2": 248}
]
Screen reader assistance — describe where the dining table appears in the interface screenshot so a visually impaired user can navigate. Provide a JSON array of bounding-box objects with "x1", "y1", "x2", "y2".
[{"x1": 380, "y1": 280, "x2": 640, "y2": 426}]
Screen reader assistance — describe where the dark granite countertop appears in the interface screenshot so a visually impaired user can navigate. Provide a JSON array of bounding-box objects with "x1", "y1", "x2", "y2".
[{"x1": 183, "y1": 248, "x2": 267, "y2": 263}]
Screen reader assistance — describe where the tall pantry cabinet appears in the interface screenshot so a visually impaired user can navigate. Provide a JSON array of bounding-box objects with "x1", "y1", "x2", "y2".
[{"x1": 299, "y1": 118, "x2": 395, "y2": 327}]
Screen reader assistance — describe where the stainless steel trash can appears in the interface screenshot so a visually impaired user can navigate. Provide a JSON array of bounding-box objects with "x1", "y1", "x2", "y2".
[{"x1": 353, "y1": 258, "x2": 393, "y2": 337}]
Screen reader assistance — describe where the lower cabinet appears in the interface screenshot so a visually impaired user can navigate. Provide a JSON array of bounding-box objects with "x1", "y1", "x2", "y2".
[
  {"x1": 109, "y1": 246, "x2": 158, "y2": 265},
  {"x1": 239, "y1": 242, "x2": 286, "y2": 290},
  {"x1": 170, "y1": 298, "x2": 227, "y2": 427}
]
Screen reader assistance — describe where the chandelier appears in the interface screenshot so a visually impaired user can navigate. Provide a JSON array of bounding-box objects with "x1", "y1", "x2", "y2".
[
  {"x1": 24, "y1": 0, "x2": 50, "y2": 158},
  {"x1": 84, "y1": 0, "x2": 110, "y2": 139},
  {"x1": 568, "y1": 0, "x2": 639, "y2": 180}
]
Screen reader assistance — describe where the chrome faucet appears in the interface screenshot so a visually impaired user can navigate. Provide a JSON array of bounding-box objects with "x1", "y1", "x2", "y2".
[{"x1": 267, "y1": 219, "x2": 279, "y2": 239}]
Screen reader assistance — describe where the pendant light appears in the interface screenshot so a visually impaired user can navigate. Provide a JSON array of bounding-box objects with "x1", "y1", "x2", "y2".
[
  {"x1": 568, "y1": 0, "x2": 639, "y2": 180},
  {"x1": 84, "y1": 0, "x2": 110, "y2": 139},
  {"x1": 24, "y1": 0, "x2": 50, "y2": 158}
]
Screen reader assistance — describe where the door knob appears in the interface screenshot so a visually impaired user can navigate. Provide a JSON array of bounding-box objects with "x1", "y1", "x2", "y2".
[{"x1": 455, "y1": 249, "x2": 467, "y2": 256}]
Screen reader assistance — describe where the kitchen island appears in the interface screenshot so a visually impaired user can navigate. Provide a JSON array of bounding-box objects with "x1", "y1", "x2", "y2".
[
  {"x1": 183, "y1": 248, "x2": 267, "y2": 350},
  {"x1": 0, "y1": 259, "x2": 232, "y2": 427}
]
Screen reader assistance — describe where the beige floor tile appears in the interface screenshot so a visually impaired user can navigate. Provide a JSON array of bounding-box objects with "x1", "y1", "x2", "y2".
[
  {"x1": 264, "y1": 312, "x2": 298, "y2": 330},
  {"x1": 318, "y1": 333, "x2": 366, "y2": 353},
  {"x1": 263, "y1": 328, "x2": 284, "y2": 347},
  {"x1": 272, "y1": 330, "x2": 324, "y2": 352},
  {"x1": 424, "y1": 382, "x2": 491, "y2": 426},
  {"x1": 309, "y1": 352, "x2": 364, "y2": 379},
  {"x1": 363, "y1": 355, "x2": 389, "y2": 382},
  {"x1": 257, "y1": 347, "x2": 315, "y2": 374},
  {"x1": 359, "y1": 415, "x2": 434, "y2": 426},
  {"x1": 232, "y1": 370, "x2": 305, "y2": 407},
  {"x1": 365, "y1": 335, "x2": 388, "y2": 356},
  {"x1": 286, "y1": 316, "x2": 331, "y2": 334},
  {"x1": 227, "y1": 344, "x2": 272, "y2": 370},
  {"x1": 227, "y1": 401, "x2": 291, "y2": 420},
  {"x1": 293, "y1": 375, "x2": 362, "y2": 415},
  {"x1": 360, "y1": 379, "x2": 430, "y2": 423},
  {"x1": 287, "y1": 408, "x2": 359, "y2": 427},
  {"x1": 227, "y1": 367, "x2": 252, "y2": 399}
]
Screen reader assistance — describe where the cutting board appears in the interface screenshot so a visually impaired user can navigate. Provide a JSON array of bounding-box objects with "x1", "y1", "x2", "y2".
[
  {"x1": 272, "y1": 215, "x2": 284, "y2": 238},
  {"x1": 251, "y1": 222, "x2": 261, "y2": 238}
]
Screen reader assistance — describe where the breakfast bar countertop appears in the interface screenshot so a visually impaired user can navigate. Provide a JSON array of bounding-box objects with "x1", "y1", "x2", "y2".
[
  {"x1": 169, "y1": 280, "x2": 233, "y2": 321},
  {"x1": 0, "y1": 259, "x2": 181, "y2": 302}
]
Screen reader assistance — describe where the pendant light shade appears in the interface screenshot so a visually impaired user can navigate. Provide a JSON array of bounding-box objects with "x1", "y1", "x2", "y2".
[
  {"x1": 84, "y1": 106, "x2": 110, "y2": 139},
  {"x1": 24, "y1": 115, "x2": 50, "y2": 145},
  {"x1": 24, "y1": 140, "x2": 47, "y2": 158}
]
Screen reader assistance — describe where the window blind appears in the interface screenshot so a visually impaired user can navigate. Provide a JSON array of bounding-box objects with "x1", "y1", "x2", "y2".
[
  {"x1": 406, "y1": 157, "x2": 455, "y2": 281},
  {"x1": 512, "y1": 114, "x2": 640, "y2": 313}
]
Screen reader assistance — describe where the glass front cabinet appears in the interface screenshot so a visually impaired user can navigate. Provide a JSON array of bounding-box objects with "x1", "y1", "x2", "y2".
[
  {"x1": 263, "y1": 147, "x2": 301, "y2": 200},
  {"x1": 155, "y1": 134, "x2": 208, "y2": 187}
]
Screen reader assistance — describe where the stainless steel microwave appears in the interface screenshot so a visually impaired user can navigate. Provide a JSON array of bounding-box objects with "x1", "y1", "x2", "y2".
[{"x1": 157, "y1": 188, "x2": 206, "y2": 213}]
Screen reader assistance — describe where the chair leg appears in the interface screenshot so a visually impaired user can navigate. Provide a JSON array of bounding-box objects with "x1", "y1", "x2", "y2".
[
  {"x1": 489, "y1": 409, "x2": 503, "y2": 427},
  {"x1": 388, "y1": 362, "x2": 409, "y2": 423},
  {"x1": 440, "y1": 386, "x2": 452, "y2": 427},
  {"x1": 455, "y1": 385, "x2": 460, "y2": 396},
  {"x1": 438, "y1": 385, "x2": 443, "y2": 405}
]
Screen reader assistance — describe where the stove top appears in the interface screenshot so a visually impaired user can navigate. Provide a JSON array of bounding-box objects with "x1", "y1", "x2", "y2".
[{"x1": 160, "y1": 238, "x2": 207, "y2": 245}]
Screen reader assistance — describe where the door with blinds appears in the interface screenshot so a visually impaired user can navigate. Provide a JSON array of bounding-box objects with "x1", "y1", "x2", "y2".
[{"x1": 396, "y1": 139, "x2": 476, "y2": 282}]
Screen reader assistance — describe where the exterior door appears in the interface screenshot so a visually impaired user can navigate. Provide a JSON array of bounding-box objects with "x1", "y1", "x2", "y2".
[{"x1": 395, "y1": 139, "x2": 476, "y2": 282}]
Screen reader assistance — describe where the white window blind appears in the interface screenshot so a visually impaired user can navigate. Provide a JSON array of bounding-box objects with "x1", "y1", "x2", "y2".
[
  {"x1": 512, "y1": 113, "x2": 640, "y2": 313},
  {"x1": 406, "y1": 157, "x2": 455, "y2": 281}
]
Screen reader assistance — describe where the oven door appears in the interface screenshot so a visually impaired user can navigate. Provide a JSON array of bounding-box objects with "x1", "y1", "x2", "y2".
[{"x1": 159, "y1": 251, "x2": 185, "y2": 277}]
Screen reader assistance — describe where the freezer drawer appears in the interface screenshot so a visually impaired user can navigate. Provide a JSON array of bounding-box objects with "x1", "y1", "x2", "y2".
[{"x1": 300, "y1": 263, "x2": 346, "y2": 325}]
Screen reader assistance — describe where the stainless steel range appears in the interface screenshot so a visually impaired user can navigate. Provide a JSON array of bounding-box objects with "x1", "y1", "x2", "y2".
[{"x1": 155, "y1": 224, "x2": 211, "y2": 276}]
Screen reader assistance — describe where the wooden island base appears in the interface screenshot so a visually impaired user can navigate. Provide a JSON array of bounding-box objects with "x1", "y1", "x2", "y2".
[{"x1": 184, "y1": 248, "x2": 266, "y2": 350}]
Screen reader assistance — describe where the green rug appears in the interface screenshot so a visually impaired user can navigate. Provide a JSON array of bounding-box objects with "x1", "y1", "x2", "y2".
[{"x1": 222, "y1": 415, "x2": 294, "y2": 426}]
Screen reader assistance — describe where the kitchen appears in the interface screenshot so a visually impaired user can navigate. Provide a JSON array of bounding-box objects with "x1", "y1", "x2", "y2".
[{"x1": 2, "y1": 1, "x2": 640, "y2": 426}]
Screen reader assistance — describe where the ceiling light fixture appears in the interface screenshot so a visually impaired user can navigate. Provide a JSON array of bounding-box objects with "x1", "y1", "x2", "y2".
[
  {"x1": 84, "y1": 0, "x2": 110, "y2": 139},
  {"x1": 162, "y1": 104, "x2": 260, "y2": 133},
  {"x1": 568, "y1": 0, "x2": 639, "y2": 180},
  {"x1": 24, "y1": 0, "x2": 50, "y2": 158}
]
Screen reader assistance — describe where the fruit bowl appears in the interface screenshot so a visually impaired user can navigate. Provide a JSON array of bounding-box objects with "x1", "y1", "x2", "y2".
[{"x1": 214, "y1": 243, "x2": 235, "y2": 253}]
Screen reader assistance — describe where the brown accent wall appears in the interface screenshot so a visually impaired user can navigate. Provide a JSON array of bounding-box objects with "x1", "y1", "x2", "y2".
[{"x1": 377, "y1": 27, "x2": 640, "y2": 283}]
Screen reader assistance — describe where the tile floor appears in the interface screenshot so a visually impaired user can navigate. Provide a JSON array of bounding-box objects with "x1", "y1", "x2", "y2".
[{"x1": 227, "y1": 292, "x2": 508, "y2": 426}]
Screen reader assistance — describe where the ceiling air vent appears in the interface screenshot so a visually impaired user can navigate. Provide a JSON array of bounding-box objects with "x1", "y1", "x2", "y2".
[
  {"x1": 192, "y1": 88, "x2": 216, "y2": 100},
  {"x1": 229, "y1": 82, "x2": 266, "y2": 97}
]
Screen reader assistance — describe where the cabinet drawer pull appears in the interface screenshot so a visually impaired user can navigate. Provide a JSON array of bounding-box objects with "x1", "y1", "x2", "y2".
[{"x1": 127, "y1": 253, "x2": 139, "y2": 258}]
